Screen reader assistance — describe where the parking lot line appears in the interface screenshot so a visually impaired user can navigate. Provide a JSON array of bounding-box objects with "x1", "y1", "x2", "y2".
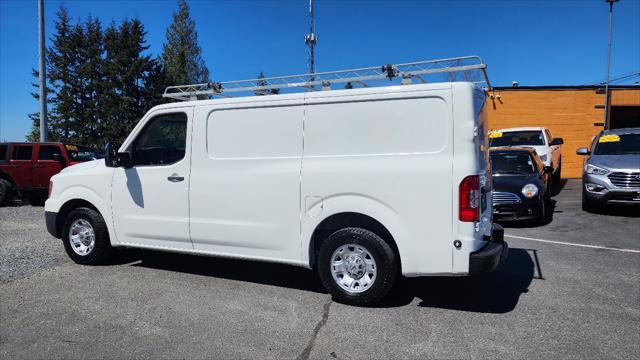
[{"x1": 504, "y1": 234, "x2": 640, "y2": 254}]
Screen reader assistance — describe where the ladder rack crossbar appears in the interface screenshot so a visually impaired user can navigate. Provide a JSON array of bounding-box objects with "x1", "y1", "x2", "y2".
[{"x1": 163, "y1": 55, "x2": 490, "y2": 101}]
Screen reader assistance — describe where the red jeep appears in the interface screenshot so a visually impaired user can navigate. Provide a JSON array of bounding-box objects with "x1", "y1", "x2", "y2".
[{"x1": 0, "y1": 142, "x2": 100, "y2": 205}]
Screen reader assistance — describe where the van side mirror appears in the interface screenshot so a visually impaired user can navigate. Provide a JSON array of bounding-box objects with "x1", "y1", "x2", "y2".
[
  {"x1": 117, "y1": 152, "x2": 133, "y2": 169},
  {"x1": 550, "y1": 138, "x2": 564, "y2": 146},
  {"x1": 576, "y1": 147, "x2": 590, "y2": 155}
]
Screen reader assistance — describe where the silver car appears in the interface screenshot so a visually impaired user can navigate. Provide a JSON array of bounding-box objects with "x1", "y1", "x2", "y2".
[{"x1": 576, "y1": 128, "x2": 640, "y2": 211}]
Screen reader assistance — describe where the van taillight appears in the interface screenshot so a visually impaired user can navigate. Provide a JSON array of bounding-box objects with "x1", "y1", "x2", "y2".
[{"x1": 459, "y1": 175, "x2": 480, "y2": 222}]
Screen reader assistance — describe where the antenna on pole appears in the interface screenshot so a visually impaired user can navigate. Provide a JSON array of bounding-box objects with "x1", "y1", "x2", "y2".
[
  {"x1": 38, "y1": 0, "x2": 47, "y2": 142},
  {"x1": 304, "y1": 0, "x2": 317, "y2": 87}
]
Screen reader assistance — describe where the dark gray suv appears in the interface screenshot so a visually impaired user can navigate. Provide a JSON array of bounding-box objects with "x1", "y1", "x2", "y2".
[{"x1": 576, "y1": 128, "x2": 640, "y2": 211}]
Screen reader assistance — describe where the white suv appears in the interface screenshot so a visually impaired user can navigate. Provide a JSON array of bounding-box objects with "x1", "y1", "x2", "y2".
[
  {"x1": 45, "y1": 82, "x2": 507, "y2": 306},
  {"x1": 489, "y1": 127, "x2": 564, "y2": 183}
]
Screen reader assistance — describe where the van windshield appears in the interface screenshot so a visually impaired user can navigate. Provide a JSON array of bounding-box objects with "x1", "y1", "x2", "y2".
[
  {"x1": 490, "y1": 153, "x2": 535, "y2": 174},
  {"x1": 593, "y1": 134, "x2": 640, "y2": 155},
  {"x1": 490, "y1": 131, "x2": 545, "y2": 147}
]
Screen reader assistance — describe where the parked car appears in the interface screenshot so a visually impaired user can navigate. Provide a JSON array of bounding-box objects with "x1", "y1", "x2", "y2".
[
  {"x1": 490, "y1": 148, "x2": 553, "y2": 224},
  {"x1": 576, "y1": 128, "x2": 640, "y2": 212},
  {"x1": 44, "y1": 82, "x2": 508, "y2": 306},
  {"x1": 489, "y1": 127, "x2": 563, "y2": 183},
  {"x1": 0, "y1": 142, "x2": 100, "y2": 205}
]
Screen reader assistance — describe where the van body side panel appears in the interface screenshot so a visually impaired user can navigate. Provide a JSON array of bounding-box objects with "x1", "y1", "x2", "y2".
[
  {"x1": 301, "y1": 89, "x2": 454, "y2": 275},
  {"x1": 451, "y1": 83, "x2": 491, "y2": 273},
  {"x1": 189, "y1": 101, "x2": 304, "y2": 263}
]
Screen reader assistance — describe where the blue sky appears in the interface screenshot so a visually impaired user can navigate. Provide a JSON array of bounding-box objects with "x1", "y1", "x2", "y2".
[{"x1": 1, "y1": 0, "x2": 639, "y2": 141}]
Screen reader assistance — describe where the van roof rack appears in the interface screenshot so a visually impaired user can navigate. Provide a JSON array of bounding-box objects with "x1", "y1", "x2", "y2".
[{"x1": 163, "y1": 55, "x2": 491, "y2": 101}]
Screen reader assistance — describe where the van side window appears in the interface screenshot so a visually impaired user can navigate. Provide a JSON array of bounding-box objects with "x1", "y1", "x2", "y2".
[
  {"x1": 38, "y1": 145, "x2": 62, "y2": 160},
  {"x1": 132, "y1": 113, "x2": 187, "y2": 166},
  {"x1": 12, "y1": 146, "x2": 33, "y2": 160}
]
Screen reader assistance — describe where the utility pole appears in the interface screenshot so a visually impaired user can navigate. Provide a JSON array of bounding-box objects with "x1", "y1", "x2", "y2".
[
  {"x1": 304, "y1": 0, "x2": 317, "y2": 85},
  {"x1": 38, "y1": 0, "x2": 47, "y2": 142},
  {"x1": 603, "y1": 0, "x2": 619, "y2": 129}
]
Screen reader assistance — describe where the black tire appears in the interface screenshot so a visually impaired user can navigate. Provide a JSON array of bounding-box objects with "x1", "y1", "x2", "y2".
[
  {"x1": 536, "y1": 192, "x2": 551, "y2": 225},
  {"x1": 581, "y1": 188, "x2": 599, "y2": 213},
  {"x1": 317, "y1": 227, "x2": 398, "y2": 306},
  {"x1": 553, "y1": 161, "x2": 562, "y2": 185},
  {"x1": 62, "y1": 207, "x2": 112, "y2": 265},
  {"x1": 0, "y1": 178, "x2": 13, "y2": 206}
]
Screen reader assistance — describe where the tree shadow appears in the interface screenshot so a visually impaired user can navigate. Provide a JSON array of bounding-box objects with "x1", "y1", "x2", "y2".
[{"x1": 125, "y1": 247, "x2": 537, "y2": 313}]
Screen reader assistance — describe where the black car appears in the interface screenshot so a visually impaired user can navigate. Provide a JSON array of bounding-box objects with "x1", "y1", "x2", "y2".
[{"x1": 490, "y1": 148, "x2": 553, "y2": 224}]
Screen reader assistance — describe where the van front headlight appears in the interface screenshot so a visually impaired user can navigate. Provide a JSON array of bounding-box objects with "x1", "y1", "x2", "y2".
[
  {"x1": 521, "y1": 184, "x2": 538, "y2": 198},
  {"x1": 585, "y1": 164, "x2": 609, "y2": 175}
]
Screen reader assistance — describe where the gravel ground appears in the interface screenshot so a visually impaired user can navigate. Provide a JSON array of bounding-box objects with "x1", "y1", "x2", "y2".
[
  {"x1": 0, "y1": 203, "x2": 68, "y2": 282},
  {"x1": 0, "y1": 180, "x2": 638, "y2": 359}
]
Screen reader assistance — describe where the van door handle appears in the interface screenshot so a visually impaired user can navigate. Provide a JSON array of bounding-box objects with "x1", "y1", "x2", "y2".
[{"x1": 167, "y1": 174, "x2": 184, "y2": 182}]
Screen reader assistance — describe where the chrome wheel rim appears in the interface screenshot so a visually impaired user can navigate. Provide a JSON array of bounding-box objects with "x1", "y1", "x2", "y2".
[
  {"x1": 68, "y1": 219, "x2": 95, "y2": 256},
  {"x1": 330, "y1": 244, "x2": 377, "y2": 293}
]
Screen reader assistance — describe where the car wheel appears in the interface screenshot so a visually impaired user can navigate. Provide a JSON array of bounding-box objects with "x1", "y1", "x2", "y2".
[
  {"x1": 317, "y1": 227, "x2": 398, "y2": 306},
  {"x1": 553, "y1": 161, "x2": 562, "y2": 184},
  {"x1": 581, "y1": 188, "x2": 599, "y2": 213},
  {"x1": 0, "y1": 179, "x2": 13, "y2": 206},
  {"x1": 62, "y1": 207, "x2": 112, "y2": 265},
  {"x1": 536, "y1": 196, "x2": 548, "y2": 225}
]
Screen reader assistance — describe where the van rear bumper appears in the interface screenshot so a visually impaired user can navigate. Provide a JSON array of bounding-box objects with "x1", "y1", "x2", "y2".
[{"x1": 469, "y1": 224, "x2": 508, "y2": 274}]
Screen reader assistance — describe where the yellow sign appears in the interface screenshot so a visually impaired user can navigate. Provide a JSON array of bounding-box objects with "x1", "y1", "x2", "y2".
[
  {"x1": 489, "y1": 131, "x2": 503, "y2": 139},
  {"x1": 598, "y1": 134, "x2": 620, "y2": 143},
  {"x1": 65, "y1": 144, "x2": 78, "y2": 151}
]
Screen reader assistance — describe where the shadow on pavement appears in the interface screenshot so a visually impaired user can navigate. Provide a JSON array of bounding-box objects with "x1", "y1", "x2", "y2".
[
  {"x1": 585, "y1": 204, "x2": 640, "y2": 218},
  {"x1": 550, "y1": 179, "x2": 568, "y2": 197},
  {"x1": 379, "y1": 248, "x2": 535, "y2": 313},
  {"x1": 126, "y1": 247, "x2": 536, "y2": 313}
]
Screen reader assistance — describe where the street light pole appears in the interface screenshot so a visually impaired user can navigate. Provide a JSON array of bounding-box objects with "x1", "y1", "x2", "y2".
[
  {"x1": 38, "y1": 0, "x2": 47, "y2": 142},
  {"x1": 603, "y1": 0, "x2": 619, "y2": 129}
]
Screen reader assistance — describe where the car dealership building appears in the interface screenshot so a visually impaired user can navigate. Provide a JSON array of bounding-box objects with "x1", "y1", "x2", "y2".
[{"x1": 485, "y1": 85, "x2": 640, "y2": 178}]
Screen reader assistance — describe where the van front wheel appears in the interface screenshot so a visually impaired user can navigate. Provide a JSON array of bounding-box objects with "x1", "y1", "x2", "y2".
[
  {"x1": 62, "y1": 207, "x2": 112, "y2": 265},
  {"x1": 317, "y1": 227, "x2": 397, "y2": 306}
]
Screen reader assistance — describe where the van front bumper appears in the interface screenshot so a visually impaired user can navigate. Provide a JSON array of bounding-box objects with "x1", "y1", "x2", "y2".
[
  {"x1": 45, "y1": 211, "x2": 59, "y2": 238},
  {"x1": 469, "y1": 224, "x2": 508, "y2": 274}
]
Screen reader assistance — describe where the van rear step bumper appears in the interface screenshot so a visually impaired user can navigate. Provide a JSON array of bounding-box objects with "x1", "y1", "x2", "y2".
[{"x1": 469, "y1": 224, "x2": 508, "y2": 274}]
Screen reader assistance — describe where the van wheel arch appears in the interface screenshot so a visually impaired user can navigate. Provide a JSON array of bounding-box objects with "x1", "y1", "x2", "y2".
[
  {"x1": 56, "y1": 199, "x2": 102, "y2": 238},
  {"x1": 309, "y1": 212, "x2": 400, "y2": 270}
]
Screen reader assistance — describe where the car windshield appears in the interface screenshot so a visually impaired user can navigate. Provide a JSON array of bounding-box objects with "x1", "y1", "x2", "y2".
[
  {"x1": 490, "y1": 153, "x2": 535, "y2": 174},
  {"x1": 593, "y1": 133, "x2": 640, "y2": 155},
  {"x1": 490, "y1": 130, "x2": 545, "y2": 147},
  {"x1": 66, "y1": 145, "x2": 100, "y2": 162}
]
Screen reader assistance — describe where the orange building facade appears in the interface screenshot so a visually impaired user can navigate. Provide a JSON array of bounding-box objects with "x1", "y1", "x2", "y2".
[{"x1": 485, "y1": 86, "x2": 640, "y2": 178}]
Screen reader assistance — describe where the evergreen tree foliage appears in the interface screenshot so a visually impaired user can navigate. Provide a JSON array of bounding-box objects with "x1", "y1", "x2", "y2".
[
  {"x1": 254, "y1": 71, "x2": 280, "y2": 95},
  {"x1": 162, "y1": 0, "x2": 209, "y2": 86},
  {"x1": 28, "y1": 5, "x2": 162, "y2": 146}
]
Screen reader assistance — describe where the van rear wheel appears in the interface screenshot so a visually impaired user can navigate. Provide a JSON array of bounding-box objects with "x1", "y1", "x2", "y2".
[
  {"x1": 62, "y1": 207, "x2": 112, "y2": 265},
  {"x1": 317, "y1": 227, "x2": 397, "y2": 306}
]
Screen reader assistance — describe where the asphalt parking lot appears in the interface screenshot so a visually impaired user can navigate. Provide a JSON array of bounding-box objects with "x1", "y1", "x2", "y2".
[{"x1": 1, "y1": 179, "x2": 638, "y2": 359}]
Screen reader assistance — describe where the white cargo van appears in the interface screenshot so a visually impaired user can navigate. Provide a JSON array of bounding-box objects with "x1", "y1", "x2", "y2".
[{"x1": 45, "y1": 58, "x2": 507, "y2": 306}]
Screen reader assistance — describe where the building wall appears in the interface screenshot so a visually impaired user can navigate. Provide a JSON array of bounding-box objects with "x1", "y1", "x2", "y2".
[{"x1": 485, "y1": 88, "x2": 640, "y2": 178}]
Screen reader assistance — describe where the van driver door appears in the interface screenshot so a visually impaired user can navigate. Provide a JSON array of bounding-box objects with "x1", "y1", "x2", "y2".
[{"x1": 111, "y1": 108, "x2": 193, "y2": 249}]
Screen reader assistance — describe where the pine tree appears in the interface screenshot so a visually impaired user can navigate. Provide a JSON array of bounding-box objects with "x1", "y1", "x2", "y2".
[{"x1": 162, "y1": 0, "x2": 209, "y2": 86}]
